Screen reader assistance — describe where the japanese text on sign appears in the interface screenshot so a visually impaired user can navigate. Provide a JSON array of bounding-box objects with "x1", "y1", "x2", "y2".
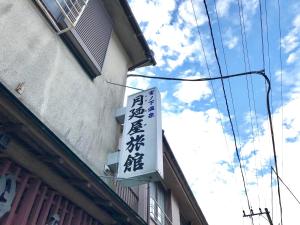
[{"x1": 118, "y1": 88, "x2": 163, "y2": 186}]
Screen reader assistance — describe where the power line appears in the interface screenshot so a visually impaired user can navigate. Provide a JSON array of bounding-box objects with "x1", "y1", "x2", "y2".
[
  {"x1": 261, "y1": 0, "x2": 282, "y2": 220},
  {"x1": 128, "y1": 69, "x2": 283, "y2": 225},
  {"x1": 238, "y1": 0, "x2": 265, "y2": 214},
  {"x1": 237, "y1": 0, "x2": 248, "y2": 71},
  {"x1": 236, "y1": 0, "x2": 260, "y2": 148},
  {"x1": 272, "y1": 167, "x2": 300, "y2": 206},
  {"x1": 236, "y1": 0, "x2": 261, "y2": 147},
  {"x1": 258, "y1": 0, "x2": 271, "y2": 212},
  {"x1": 241, "y1": 0, "x2": 265, "y2": 211},
  {"x1": 276, "y1": 0, "x2": 283, "y2": 225},
  {"x1": 204, "y1": 0, "x2": 253, "y2": 220},
  {"x1": 236, "y1": 1, "x2": 262, "y2": 210},
  {"x1": 237, "y1": 0, "x2": 251, "y2": 70},
  {"x1": 105, "y1": 79, "x2": 144, "y2": 91},
  {"x1": 276, "y1": 0, "x2": 284, "y2": 185},
  {"x1": 271, "y1": 166, "x2": 274, "y2": 221},
  {"x1": 212, "y1": 0, "x2": 243, "y2": 150},
  {"x1": 190, "y1": 0, "x2": 231, "y2": 157},
  {"x1": 263, "y1": 0, "x2": 274, "y2": 113},
  {"x1": 190, "y1": 5, "x2": 247, "y2": 209},
  {"x1": 258, "y1": 0, "x2": 266, "y2": 70},
  {"x1": 214, "y1": 0, "x2": 261, "y2": 217},
  {"x1": 203, "y1": 1, "x2": 253, "y2": 218}
]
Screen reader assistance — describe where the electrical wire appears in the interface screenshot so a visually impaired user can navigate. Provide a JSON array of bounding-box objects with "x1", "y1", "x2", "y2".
[
  {"x1": 276, "y1": 0, "x2": 284, "y2": 225},
  {"x1": 202, "y1": 0, "x2": 253, "y2": 221},
  {"x1": 258, "y1": 0, "x2": 271, "y2": 213},
  {"x1": 271, "y1": 166, "x2": 274, "y2": 221},
  {"x1": 263, "y1": 0, "x2": 274, "y2": 112},
  {"x1": 236, "y1": 0, "x2": 259, "y2": 150},
  {"x1": 258, "y1": 0, "x2": 266, "y2": 70},
  {"x1": 128, "y1": 69, "x2": 283, "y2": 225},
  {"x1": 272, "y1": 167, "x2": 300, "y2": 206},
  {"x1": 213, "y1": 1, "x2": 260, "y2": 219},
  {"x1": 237, "y1": 0, "x2": 248, "y2": 72},
  {"x1": 260, "y1": 214, "x2": 270, "y2": 224},
  {"x1": 212, "y1": 0, "x2": 243, "y2": 150},
  {"x1": 263, "y1": 0, "x2": 272, "y2": 80},
  {"x1": 128, "y1": 70, "x2": 263, "y2": 81},
  {"x1": 202, "y1": 6, "x2": 249, "y2": 212},
  {"x1": 190, "y1": 0, "x2": 231, "y2": 156},
  {"x1": 105, "y1": 79, "x2": 144, "y2": 91},
  {"x1": 238, "y1": 0, "x2": 265, "y2": 210},
  {"x1": 236, "y1": 0, "x2": 259, "y2": 146},
  {"x1": 276, "y1": 0, "x2": 284, "y2": 186},
  {"x1": 237, "y1": 0, "x2": 251, "y2": 70},
  {"x1": 258, "y1": 0, "x2": 269, "y2": 102},
  {"x1": 237, "y1": 0, "x2": 262, "y2": 212}
]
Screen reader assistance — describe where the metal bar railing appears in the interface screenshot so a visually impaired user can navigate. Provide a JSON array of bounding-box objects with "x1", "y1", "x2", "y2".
[
  {"x1": 35, "y1": 0, "x2": 89, "y2": 34},
  {"x1": 149, "y1": 197, "x2": 173, "y2": 225}
]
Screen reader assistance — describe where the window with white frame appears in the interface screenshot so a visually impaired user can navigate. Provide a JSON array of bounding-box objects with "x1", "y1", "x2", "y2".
[
  {"x1": 35, "y1": 0, "x2": 112, "y2": 78},
  {"x1": 149, "y1": 182, "x2": 165, "y2": 225},
  {"x1": 36, "y1": 0, "x2": 89, "y2": 33}
]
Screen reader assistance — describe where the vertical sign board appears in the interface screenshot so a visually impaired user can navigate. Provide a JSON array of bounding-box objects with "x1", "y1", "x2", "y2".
[{"x1": 117, "y1": 88, "x2": 163, "y2": 186}]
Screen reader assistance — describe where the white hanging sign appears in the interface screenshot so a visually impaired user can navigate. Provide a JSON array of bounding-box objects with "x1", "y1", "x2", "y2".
[{"x1": 117, "y1": 88, "x2": 163, "y2": 186}]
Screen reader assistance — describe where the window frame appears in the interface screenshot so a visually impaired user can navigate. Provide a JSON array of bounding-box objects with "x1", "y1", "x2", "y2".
[
  {"x1": 35, "y1": 0, "x2": 112, "y2": 79},
  {"x1": 149, "y1": 182, "x2": 166, "y2": 225}
]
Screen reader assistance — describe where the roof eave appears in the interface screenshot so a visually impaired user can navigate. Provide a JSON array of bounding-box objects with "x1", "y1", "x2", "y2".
[{"x1": 102, "y1": 0, "x2": 156, "y2": 70}]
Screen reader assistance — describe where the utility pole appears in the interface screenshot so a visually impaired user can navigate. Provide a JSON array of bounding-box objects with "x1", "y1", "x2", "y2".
[{"x1": 243, "y1": 208, "x2": 273, "y2": 225}]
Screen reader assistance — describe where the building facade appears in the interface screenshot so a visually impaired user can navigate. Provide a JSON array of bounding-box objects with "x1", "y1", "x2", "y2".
[{"x1": 0, "y1": 0, "x2": 208, "y2": 225}]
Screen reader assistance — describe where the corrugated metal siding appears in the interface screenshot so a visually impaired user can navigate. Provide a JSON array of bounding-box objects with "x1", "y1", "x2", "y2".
[
  {"x1": 0, "y1": 160, "x2": 102, "y2": 225},
  {"x1": 74, "y1": 0, "x2": 112, "y2": 72},
  {"x1": 114, "y1": 181, "x2": 139, "y2": 212}
]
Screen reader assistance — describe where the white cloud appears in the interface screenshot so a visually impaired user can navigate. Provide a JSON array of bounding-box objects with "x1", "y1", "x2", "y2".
[
  {"x1": 286, "y1": 51, "x2": 299, "y2": 64},
  {"x1": 275, "y1": 51, "x2": 300, "y2": 86},
  {"x1": 242, "y1": 0, "x2": 259, "y2": 27},
  {"x1": 162, "y1": 108, "x2": 249, "y2": 225},
  {"x1": 223, "y1": 28, "x2": 239, "y2": 49},
  {"x1": 243, "y1": 89, "x2": 300, "y2": 225},
  {"x1": 127, "y1": 2, "x2": 300, "y2": 225},
  {"x1": 129, "y1": 0, "x2": 213, "y2": 71},
  {"x1": 173, "y1": 74, "x2": 211, "y2": 104},
  {"x1": 178, "y1": 0, "x2": 207, "y2": 27},
  {"x1": 162, "y1": 85, "x2": 300, "y2": 225},
  {"x1": 216, "y1": 0, "x2": 234, "y2": 17},
  {"x1": 217, "y1": 0, "x2": 258, "y2": 30},
  {"x1": 281, "y1": 15, "x2": 300, "y2": 53},
  {"x1": 129, "y1": 0, "x2": 176, "y2": 66}
]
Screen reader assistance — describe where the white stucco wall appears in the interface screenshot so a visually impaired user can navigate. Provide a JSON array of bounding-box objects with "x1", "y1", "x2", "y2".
[
  {"x1": 0, "y1": 0, "x2": 130, "y2": 177},
  {"x1": 171, "y1": 193, "x2": 181, "y2": 225}
]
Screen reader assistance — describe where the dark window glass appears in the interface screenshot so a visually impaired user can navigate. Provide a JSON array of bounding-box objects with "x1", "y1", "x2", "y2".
[{"x1": 40, "y1": 0, "x2": 67, "y2": 29}]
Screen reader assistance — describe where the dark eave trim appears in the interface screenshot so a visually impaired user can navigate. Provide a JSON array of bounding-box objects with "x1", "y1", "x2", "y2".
[
  {"x1": 0, "y1": 82, "x2": 147, "y2": 225},
  {"x1": 118, "y1": 0, "x2": 156, "y2": 70}
]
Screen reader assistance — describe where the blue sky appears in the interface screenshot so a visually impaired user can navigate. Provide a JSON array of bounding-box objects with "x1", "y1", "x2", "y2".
[{"x1": 125, "y1": 0, "x2": 300, "y2": 224}]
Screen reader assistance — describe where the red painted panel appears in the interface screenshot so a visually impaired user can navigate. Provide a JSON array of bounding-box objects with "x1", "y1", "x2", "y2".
[
  {"x1": 2, "y1": 171, "x2": 28, "y2": 225},
  {"x1": 64, "y1": 205, "x2": 75, "y2": 225},
  {"x1": 58, "y1": 200, "x2": 69, "y2": 225},
  {"x1": 0, "y1": 160, "x2": 104, "y2": 225},
  {"x1": 27, "y1": 186, "x2": 48, "y2": 225},
  {"x1": 13, "y1": 179, "x2": 42, "y2": 225}
]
